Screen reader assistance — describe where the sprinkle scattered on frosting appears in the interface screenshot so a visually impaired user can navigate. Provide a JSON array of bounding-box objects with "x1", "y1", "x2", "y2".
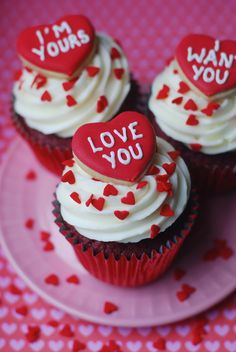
[{"x1": 41, "y1": 90, "x2": 52, "y2": 102}]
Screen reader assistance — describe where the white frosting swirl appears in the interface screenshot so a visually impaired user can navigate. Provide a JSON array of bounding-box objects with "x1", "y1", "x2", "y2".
[
  {"x1": 149, "y1": 60, "x2": 236, "y2": 154},
  {"x1": 13, "y1": 33, "x2": 130, "y2": 138},
  {"x1": 56, "y1": 138, "x2": 191, "y2": 243}
]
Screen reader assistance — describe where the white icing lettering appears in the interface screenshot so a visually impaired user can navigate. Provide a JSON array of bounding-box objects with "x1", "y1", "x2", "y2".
[
  {"x1": 214, "y1": 40, "x2": 220, "y2": 52},
  {"x1": 216, "y1": 69, "x2": 229, "y2": 84},
  {"x1": 36, "y1": 30, "x2": 44, "y2": 45},
  {"x1": 117, "y1": 149, "x2": 131, "y2": 165},
  {"x1": 68, "y1": 34, "x2": 81, "y2": 48},
  {"x1": 57, "y1": 38, "x2": 70, "y2": 53},
  {"x1": 128, "y1": 143, "x2": 143, "y2": 159},
  {"x1": 203, "y1": 49, "x2": 218, "y2": 67},
  {"x1": 87, "y1": 137, "x2": 103, "y2": 153},
  {"x1": 219, "y1": 53, "x2": 234, "y2": 68},
  {"x1": 52, "y1": 21, "x2": 72, "y2": 38},
  {"x1": 100, "y1": 132, "x2": 115, "y2": 148},
  {"x1": 187, "y1": 47, "x2": 206, "y2": 63},
  {"x1": 128, "y1": 121, "x2": 143, "y2": 140},
  {"x1": 192, "y1": 65, "x2": 204, "y2": 80},
  {"x1": 102, "y1": 151, "x2": 116, "y2": 169},
  {"x1": 203, "y1": 67, "x2": 215, "y2": 82},
  {"x1": 47, "y1": 42, "x2": 60, "y2": 57},
  {"x1": 113, "y1": 127, "x2": 127, "y2": 142},
  {"x1": 77, "y1": 29, "x2": 90, "y2": 44},
  {"x1": 31, "y1": 47, "x2": 45, "y2": 61}
]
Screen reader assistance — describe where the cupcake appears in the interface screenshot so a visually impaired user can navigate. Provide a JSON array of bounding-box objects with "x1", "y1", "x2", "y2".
[
  {"x1": 148, "y1": 34, "x2": 236, "y2": 193},
  {"x1": 53, "y1": 111, "x2": 198, "y2": 287},
  {"x1": 12, "y1": 15, "x2": 138, "y2": 175}
]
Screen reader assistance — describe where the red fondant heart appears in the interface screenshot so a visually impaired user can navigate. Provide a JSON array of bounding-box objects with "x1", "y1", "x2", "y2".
[
  {"x1": 176, "y1": 34, "x2": 236, "y2": 97},
  {"x1": 72, "y1": 112, "x2": 156, "y2": 184},
  {"x1": 17, "y1": 15, "x2": 95, "y2": 77}
]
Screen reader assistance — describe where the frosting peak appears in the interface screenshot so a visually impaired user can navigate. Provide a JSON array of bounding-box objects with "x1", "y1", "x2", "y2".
[
  {"x1": 56, "y1": 137, "x2": 191, "y2": 243},
  {"x1": 149, "y1": 60, "x2": 236, "y2": 154}
]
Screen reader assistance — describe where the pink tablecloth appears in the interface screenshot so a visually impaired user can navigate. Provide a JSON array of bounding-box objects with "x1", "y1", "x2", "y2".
[{"x1": 0, "y1": 0, "x2": 236, "y2": 351}]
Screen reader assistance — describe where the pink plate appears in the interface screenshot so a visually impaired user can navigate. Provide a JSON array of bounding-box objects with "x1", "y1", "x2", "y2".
[{"x1": 0, "y1": 137, "x2": 236, "y2": 327}]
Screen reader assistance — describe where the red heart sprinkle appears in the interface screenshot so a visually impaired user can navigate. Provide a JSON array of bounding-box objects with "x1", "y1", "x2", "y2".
[
  {"x1": 114, "y1": 68, "x2": 125, "y2": 79},
  {"x1": 190, "y1": 143, "x2": 202, "y2": 151},
  {"x1": 182, "y1": 283, "x2": 196, "y2": 295},
  {"x1": 201, "y1": 102, "x2": 220, "y2": 116},
  {"x1": 160, "y1": 204, "x2": 175, "y2": 217},
  {"x1": 150, "y1": 224, "x2": 160, "y2": 239},
  {"x1": 146, "y1": 165, "x2": 160, "y2": 175},
  {"x1": 114, "y1": 210, "x2": 129, "y2": 220},
  {"x1": 86, "y1": 66, "x2": 100, "y2": 77},
  {"x1": 153, "y1": 337, "x2": 166, "y2": 350},
  {"x1": 25, "y1": 218, "x2": 34, "y2": 229},
  {"x1": 45, "y1": 274, "x2": 60, "y2": 286},
  {"x1": 104, "y1": 301, "x2": 119, "y2": 314},
  {"x1": 162, "y1": 162, "x2": 176, "y2": 175},
  {"x1": 178, "y1": 81, "x2": 190, "y2": 94},
  {"x1": 43, "y1": 241, "x2": 54, "y2": 251},
  {"x1": 14, "y1": 69, "x2": 22, "y2": 81},
  {"x1": 219, "y1": 246, "x2": 234, "y2": 259},
  {"x1": 25, "y1": 326, "x2": 41, "y2": 343},
  {"x1": 62, "y1": 77, "x2": 78, "y2": 91},
  {"x1": 25, "y1": 67, "x2": 32, "y2": 72},
  {"x1": 173, "y1": 268, "x2": 186, "y2": 281},
  {"x1": 173, "y1": 69, "x2": 178, "y2": 74},
  {"x1": 136, "y1": 181, "x2": 148, "y2": 189},
  {"x1": 86, "y1": 194, "x2": 94, "y2": 207},
  {"x1": 25, "y1": 170, "x2": 37, "y2": 180},
  {"x1": 41, "y1": 90, "x2": 52, "y2": 102},
  {"x1": 72, "y1": 340, "x2": 86, "y2": 351},
  {"x1": 31, "y1": 74, "x2": 47, "y2": 89},
  {"x1": 121, "y1": 191, "x2": 135, "y2": 205},
  {"x1": 172, "y1": 96, "x2": 183, "y2": 105},
  {"x1": 61, "y1": 170, "x2": 76, "y2": 184},
  {"x1": 96, "y1": 95, "x2": 108, "y2": 113},
  {"x1": 176, "y1": 290, "x2": 189, "y2": 302},
  {"x1": 192, "y1": 333, "x2": 203, "y2": 345},
  {"x1": 103, "y1": 184, "x2": 118, "y2": 197},
  {"x1": 157, "y1": 181, "x2": 172, "y2": 193},
  {"x1": 156, "y1": 174, "x2": 169, "y2": 182},
  {"x1": 66, "y1": 275, "x2": 80, "y2": 285},
  {"x1": 66, "y1": 95, "x2": 77, "y2": 107},
  {"x1": 60, "y1": 324, "x2": 74, "y2": 338},
  {"x1": 110, "y1": 47, "x2": 121, "y2": 60},
  {"x1": 168, "y1": 150, "x2": 180, "y2": 161},
  {"x1": 91, "y1": 197, "x2": 105, "y2": 211},
  {"x1": 40, "y1": 231, "x2": 51, "y2": 241},
  {"x1": 186, "y1": 114, "x2": 199, "y2": 126},
  {"x1": 184, "y1": 99, "x2": 198, "y2": 111},
  {"x1": 70, "y1": 192, "x2": 81, "y2": 204},
  {"x1": 156, "y1": 84, "x2": 170, "y2": 99},
  {"x1": 15, "y1": 305, "x2": 28, "y2": 316},
  {"x1": 47, "y1": 320, "x2": 59, "y2": 327},
  {"x1": 62, "y1": 159, "x2": 75, "y2": 167},
  {"x1": 9, "y1": 284, "x2": 22, "y2": 295}
]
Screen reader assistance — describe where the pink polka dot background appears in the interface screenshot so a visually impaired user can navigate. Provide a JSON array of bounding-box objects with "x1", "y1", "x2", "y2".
[{"x1": 0, "y1": 0, "x2": 236, "y2": 351}]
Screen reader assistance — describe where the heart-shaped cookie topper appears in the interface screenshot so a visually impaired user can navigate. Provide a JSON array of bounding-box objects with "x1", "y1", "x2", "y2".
[
  {"x1": 72, "y1": 112, "x2": 157, "y2": 184},
  {"x1": 176, "y1": 34, "x2": 236, "y2": 98},
  {"x1": 17, "y1": 15, "x2": 96, "y2": 78}
]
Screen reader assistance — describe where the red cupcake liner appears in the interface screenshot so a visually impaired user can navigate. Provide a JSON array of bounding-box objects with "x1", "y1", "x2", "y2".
[
  {"x1": 11, "y1": 110, "x2": 72, "y2": 175},
  {"x1": 53, "y1": 190, "x2": 199, "y2": 287},
  {"x1": 149, "y1": 112, "x2": 236, "y2": 194}
]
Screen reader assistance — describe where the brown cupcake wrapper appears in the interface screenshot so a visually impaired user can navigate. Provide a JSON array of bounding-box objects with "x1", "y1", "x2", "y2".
[{"x1": 53, "y1": 189, "x2": 199, "y2": 287}]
